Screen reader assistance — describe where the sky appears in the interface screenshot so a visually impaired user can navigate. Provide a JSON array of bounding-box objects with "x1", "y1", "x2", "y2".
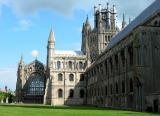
[{"x1": 0, "y1": 0, "x2": 155, "y2": 91}]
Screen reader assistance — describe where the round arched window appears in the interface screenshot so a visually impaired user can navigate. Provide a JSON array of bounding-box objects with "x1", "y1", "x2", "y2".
[{"x1": 69, "y1": 74, "x2": 74, "y2": 81}]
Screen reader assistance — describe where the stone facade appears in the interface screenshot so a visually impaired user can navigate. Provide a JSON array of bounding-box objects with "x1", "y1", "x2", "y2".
[
  {"x1": 85, "y1": 1, "x2": 160, "y2": 112},
  {"x1": 16, "y1": 0, "x2": 160, "y2": 112}
]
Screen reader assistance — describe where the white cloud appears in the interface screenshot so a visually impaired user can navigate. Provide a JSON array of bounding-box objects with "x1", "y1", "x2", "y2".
[
  {"x1": 0, "y1": 65, "x2": 17, "y2": 90},
  {"x1": 31, "y1": 50, "x2": 39, "y2": 58},
  {"x1": 0, "y1": 0, "x2": 9, "y2": 16},
  {"x1": 13, "y1": 19, "x2": 32, "y2": 31},
  {"x1": 0, "y1": 0, "x2": 155, "y2": 18}
]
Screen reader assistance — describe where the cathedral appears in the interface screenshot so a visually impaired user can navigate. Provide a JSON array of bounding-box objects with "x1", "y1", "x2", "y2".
[{"x1": 16, "y1": 0, "x2": 160, "y2": 112}]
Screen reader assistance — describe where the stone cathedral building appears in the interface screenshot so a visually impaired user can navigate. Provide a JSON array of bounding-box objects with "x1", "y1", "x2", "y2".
[{"x1": 16, "y1": 0, "x2": 160, "y2": 112}]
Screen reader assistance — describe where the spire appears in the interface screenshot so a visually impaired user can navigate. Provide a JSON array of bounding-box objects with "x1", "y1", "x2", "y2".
[
  {"x1": 86, "y1": 15, "x2": 89, "y2": 25},
  {"x1": 129, "y1": 17, "x2": 131, "y2": 24},
  {"x1": 106, "y1": 2, "x2": 109, "y2": 10},
  {"x1": 82, "y1": 23, "x2": 85, "y2": 33},
  {"x1": 48, "y1": 28, "x2": 55, "y2": 42},
  {"x1": 122, "y1": 13, "x2": 127, "y2": 29},
  {"x1": 85, "y1": 15, "x2": 91, "y2": 30},
  {"x1": 18, "y1": 55, "x2": 24, "y2": 70},
  {"x1": 20, "y1": 54, "x2": 23, "y2": 63}
]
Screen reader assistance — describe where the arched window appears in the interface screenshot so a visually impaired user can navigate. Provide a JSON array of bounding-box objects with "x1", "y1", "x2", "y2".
[
  {"x1": 26, "y1": 73, "x2": 45, "y2": 96},
  {"x1": 122, "y1": 81, "x2": 125, "y2": 93},
  {"x1": 109, "y1": 58, "x2": 113, "y2": 73},
  {"x1": 121, "y1": 50, "x2": 125, "y2": 67},
  {"x1": 69, "y1": 74, "x2": 74, "y2": 81},
  {"x1": 58, "y1": 89, "x2": 63, "y2": 98},
  {"x1": 69, "y1": 89, "x2": 74, "y2": 98},
  {"x1": 105, "y1": 86, "x2": 108, "y2": 96},
  {"x1": 58, "y1": 73, "x2": 63, "y2": 81},
  {"x1": 110, "y1": 84, "x2": 112, "y2": 95},
  {"x1": 69, "y1": 61, "x2": 72, "y2": 69},
  {"x1": 116, "y1": 82, "x2": 118, "y2": 94},
  {"x1": 128, "y1": 45, "x2": 133, "y2": 66},
  {"x1": 130, "y1": 78, "x2": 133, "y2": 92},
  {"x1": 154, "y1": 20, "x2": 158, "y2": 26},
  {"x1": 79, "y1": 62, "x2": 83, "y2": 70},
  {"x1": 80, "y1": 74, "x2": 84, "y2": 81},
  {"x1": 115, "y1": 54, "x2": 118, "y2": 70},
  {"x1": 80, "y1": 89, "x2": 85, "y2": 98},
  {"x1": 97, "y1": 88, "x2": 100, "y2": 96},
  {"x1": 57, "y1": 61, "x2": 61, "y2": 69}
]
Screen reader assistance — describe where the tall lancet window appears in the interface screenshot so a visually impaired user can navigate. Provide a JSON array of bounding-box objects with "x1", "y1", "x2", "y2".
[
  {"x1": 57, "y1": 61, "x2": 61, "y2": 69},
  {"x1": 69, "y1": 61, "x2": 72, "y2": 69}
]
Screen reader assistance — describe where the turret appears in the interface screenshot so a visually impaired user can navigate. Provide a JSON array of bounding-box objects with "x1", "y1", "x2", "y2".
[
  {"x1": 106, "y1": 3, "x2": 111, "y2": 30},
  {"x1": 122, "y1": 13, "x2": 127, "y2": 29},
  {"x1": 16, "y1": 55, "x2": 25, "y2": 102},
  {"x1": 81, "y1": 16, "x2": 91, "y2": 55},
  {"x1": 18, "y1": 55, "x2": 24, "y2": 71},
  {"x1": 111, "y1": 4, "x2": 117, "y2": 31},
  {"x1": 47, "y1": 29, "x2": 55, "y2": 69},
  {"x1": 85, "y1": 16, "x2": 91, "y2": 31}
]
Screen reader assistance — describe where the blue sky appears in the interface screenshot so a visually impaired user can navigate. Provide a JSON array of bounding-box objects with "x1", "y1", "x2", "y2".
[{"x1": 0, "y1": 0, "x2": 154, "y2": 91}]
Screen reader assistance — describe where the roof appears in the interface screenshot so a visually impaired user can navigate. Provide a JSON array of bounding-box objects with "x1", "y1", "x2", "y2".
[
  {"x1": 27, "y1": 59, "x2": 45, "y2": 67},
  {"x1": 55, "y1": 50, "x2": 84, "y2": 56},
  {"x1": 106, "y1": 0, "x2": 160, "y2": 50}
]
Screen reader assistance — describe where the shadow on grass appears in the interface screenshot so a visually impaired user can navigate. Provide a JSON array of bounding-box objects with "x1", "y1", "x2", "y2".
[{"x1": 0, "y1": 104, "x2": 160, "y2": 115}]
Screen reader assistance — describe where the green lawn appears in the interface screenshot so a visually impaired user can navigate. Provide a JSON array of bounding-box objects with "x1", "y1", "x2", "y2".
[{"x1": 0, "y1": 104, "x2": 159, "y2": 116}]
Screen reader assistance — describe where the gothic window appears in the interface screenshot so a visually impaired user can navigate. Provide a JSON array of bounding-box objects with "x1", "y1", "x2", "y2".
[
  {"x1": 79, "y1": 61, "x2": 83, "y2": 70},
  {"x1": 69, "y1": 61, "x2": 72, "y2": 69},
  {"x1": 105, "y1": 86, "x2": 108, "y2": 96},
  {"x1": 105, "y1": 35, "x2": 107, "y2": 42},
  {"x1": 105, "y1": 61, "x2": 108, "y2": 75},
  {"x1": 58, "y1": 89, "x2": 63, "y2": 98},
  {"x1": 57, "y1": 61, "x2": 61, "y2": 69},
  {"x1": 130, "y1": 78, "x2": 133, "y2": 92},
  {"x1": 80, "y1": 89, "x2": 85, "y2": 98},
  {"x1": 154, "y1": 20, "x2": 158, "y2": 26},
  {"x1": 109, "y1": 58, "x2": 113, "y2": 73},
  {"x1": 69, "y1": 89, "x2": 74, "y2": 98},
  {"x1": 97, "y1": 88, "x2": 100, "y2": 96},
  {"x1": 100, "y1": 64, "x2": 103, "y2": 74},
  {"x1": 69, "y1": 74, "x2": 74, "y2": 81},
  {"x1": 58, "y1": 73, "x2": 63, "y2": 81},
  {"x1": 121, "y1": 50, "x2": 125, "y2": 67},
  {"x1": 115, "y1": 54, "x2": 118, "y2": 70},
  {"x1": 108, "y1": 36, "x2": 111, "y2": 41},
  {"x1": 128, "y1": 45, "x2": 133, "y2": 66},
  {"x1": 110, "y1": 84, "x2": 113, "y2": 95},
  {"x1": 26, "y1": 73, "x2": 45, "y2": 96},
  {"x1": 116, "y1": 82, "x2": 118, "y2": 94},
  {"x1": 122, "y1": 81, "x2": 125, "y2": 93},
  {"x1": 80, "y1": 74, "x2": 85, "y2": 81}
]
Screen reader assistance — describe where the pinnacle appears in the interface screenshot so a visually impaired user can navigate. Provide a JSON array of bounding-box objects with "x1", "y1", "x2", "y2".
[{"x1": 48, "y1": 28, "x2": 55, "y2": 42}]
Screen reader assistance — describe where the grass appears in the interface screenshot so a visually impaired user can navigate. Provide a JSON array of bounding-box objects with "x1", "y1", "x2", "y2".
[{"x1": 0, "y1": 104, "x2": 159, "y2": 116}]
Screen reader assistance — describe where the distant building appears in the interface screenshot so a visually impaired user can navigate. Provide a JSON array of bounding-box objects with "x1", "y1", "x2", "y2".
[{"x1": 16, "y1": 0, "x2": 160, "y2": 112}]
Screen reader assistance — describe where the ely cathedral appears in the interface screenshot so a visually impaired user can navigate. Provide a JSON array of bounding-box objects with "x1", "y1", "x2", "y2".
[{"x1": 16, "y1": 0, "x2": 160, "y2": 112}]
